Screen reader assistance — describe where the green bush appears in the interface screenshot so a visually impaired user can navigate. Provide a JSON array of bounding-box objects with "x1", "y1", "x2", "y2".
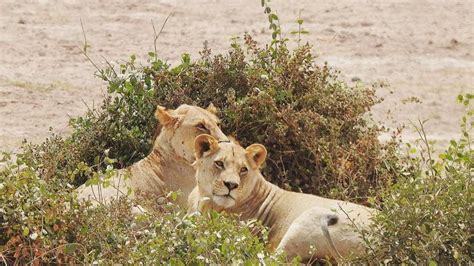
[
  {"x1": 0, "y1": 153, "x2": 285, "y2": 264},
  {"x1": 349, "y1": 94, "x2": 474, "y2": 264},
  {"x1": 24, "y1": 33, "x2": 401, "y2": 203}
]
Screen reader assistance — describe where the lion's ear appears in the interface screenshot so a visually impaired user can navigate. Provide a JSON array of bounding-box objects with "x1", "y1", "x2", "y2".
[
  {"x1": 245, "y1": 144, "x2": 267, "y2": 169},
  {"x1": 194, "y1": 134, "x2": 219, "y2": 159},
  {"x1": 155, "y1": 105, "x2": 178, "y2": 127},
  {"x1": 206, "y1": 103, "x2": 218, "y2": 115}
]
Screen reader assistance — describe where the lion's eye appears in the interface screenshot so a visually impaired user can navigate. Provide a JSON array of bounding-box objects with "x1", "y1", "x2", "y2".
[
  {"x1": 240, "y1": 167, "x2": 248, "y2": 175},
  {"x1": 196, "y1": 123, "x2": 208, "y2": 132},
  {"x1": 214, "y1": 160, "x2": 224, "y2": 169}
]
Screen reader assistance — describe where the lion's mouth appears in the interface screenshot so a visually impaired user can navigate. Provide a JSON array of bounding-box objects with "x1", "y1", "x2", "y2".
[{"x1": 213, "y1": 193, "x2": 235, "y2": 200}]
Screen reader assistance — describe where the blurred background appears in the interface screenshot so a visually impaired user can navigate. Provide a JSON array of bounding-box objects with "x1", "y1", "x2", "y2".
[{"x1": 0, "y1": 0, "x2": 472, "y2": 151}]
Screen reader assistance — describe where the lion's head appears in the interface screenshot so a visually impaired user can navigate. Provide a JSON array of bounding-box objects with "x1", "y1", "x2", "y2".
[
  {"x1": 192, "y1": 134, "x2": 267, "y2": 209},
  {"x1": 154, "y1": 104, "x2": 227, "y2": 163}
]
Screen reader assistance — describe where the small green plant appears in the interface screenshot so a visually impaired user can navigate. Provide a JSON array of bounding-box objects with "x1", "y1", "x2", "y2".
[
  {"x1": 261, "y1": 0, "x2": 284, "y2": 48},
  {"x1": 290, "y1": 11, "x2": 309, "y2": 46},
  {"x1": 349, "y1": 94, "x2": 473, "y2": 264}
]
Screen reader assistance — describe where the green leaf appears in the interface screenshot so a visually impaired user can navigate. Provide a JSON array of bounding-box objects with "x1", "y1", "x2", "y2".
[
  {"x1": 124, "y1": 81, "x2": 134, "y2": 93},
  {"x1": 453, "y1": 249, "x2": 460, "y2": 260},
  {"x1": 171, "y1": 191, "x2": 178, "y2": 201},
  {"x1": 94, "y1": 156, "x2": 100, "y2": 165},
  {"x1": 104, "y1": 157, "x2": 117, "y2": 165},
  {"x1": 450, "y1": 140, "x2": 457, "y2": 147},
  {"x1": 22, "y1": 227, "x2": 30, "y2": 236},
  {"x1": 181, "y1": 53, "x2": 191, "y2": 65},
  {"x1": 0, "y1": 152, "x2": 10, "y2": 162},
  {"x1": 64, "y1": 244, "x2": 79, "y2": 254}
]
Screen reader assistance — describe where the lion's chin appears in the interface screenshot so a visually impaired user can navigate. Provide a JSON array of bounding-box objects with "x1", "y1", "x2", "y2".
[{"x1": 213, "y1": 194, "x2": 236, "y2": 208}]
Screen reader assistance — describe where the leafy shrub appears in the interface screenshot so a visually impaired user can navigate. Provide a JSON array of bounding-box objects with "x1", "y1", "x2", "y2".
[
  {"x1": 0, "y1": 153, "x2": 285, "y2": 264},
  {"x1": 160, "y1": 37, "x2": 403, "y2": 202},
  {"x1": 23, "y1": 33, "x2": 402, "y2": 203},
  {"x1": 349, "y1": 94, "x2": 473, "y2": 264}
]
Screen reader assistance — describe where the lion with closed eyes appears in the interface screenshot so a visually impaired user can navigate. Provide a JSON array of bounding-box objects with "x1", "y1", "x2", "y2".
[
  {"x1": 188, "y1": 134, "x2": 376, "y2": 261},
  {"x1": 76, "y1": 104, "x2": 227, "y2": 209}
]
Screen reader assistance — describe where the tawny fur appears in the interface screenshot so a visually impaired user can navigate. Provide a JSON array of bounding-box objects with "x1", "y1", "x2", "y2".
[
  {"x1": 76, "y1": 104, "x2": 226, "y2": 209},
  {"x1": 188, "y1": 135, "x2": 376, "y2": 261}
]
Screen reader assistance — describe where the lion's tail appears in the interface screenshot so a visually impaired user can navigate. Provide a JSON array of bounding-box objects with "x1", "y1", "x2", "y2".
[{"x1": 320, "y1": 214, "x2": 342, "y2": 259}]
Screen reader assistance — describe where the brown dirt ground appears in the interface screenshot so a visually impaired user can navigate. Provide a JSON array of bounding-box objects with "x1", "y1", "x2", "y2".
[{"x1": 0, "y1": 0, "x2": 473, "y2": 153}]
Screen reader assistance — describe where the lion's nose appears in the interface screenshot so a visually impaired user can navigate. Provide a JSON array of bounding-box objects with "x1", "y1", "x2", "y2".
[{"x1": 224, "y1": 181, "x2": 239, "y2": 191}]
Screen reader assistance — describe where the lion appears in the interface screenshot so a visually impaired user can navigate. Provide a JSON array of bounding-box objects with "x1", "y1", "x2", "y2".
[
  {"x1": 76, "y1": 104, "x2": 227, "y2": 209},
  {"x1": 188, "y1": 134, "x2": 376, "y2": 261}
]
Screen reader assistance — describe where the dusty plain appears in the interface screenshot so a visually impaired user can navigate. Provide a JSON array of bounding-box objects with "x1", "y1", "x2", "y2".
[{"x1": 0, "y1": 0, "x2": 472, "y2": 152}]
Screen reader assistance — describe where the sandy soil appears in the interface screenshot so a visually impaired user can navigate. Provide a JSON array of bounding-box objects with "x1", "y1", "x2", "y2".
[{"x1": 0, "y1": 0, "x2": 473, "y2": 153}]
